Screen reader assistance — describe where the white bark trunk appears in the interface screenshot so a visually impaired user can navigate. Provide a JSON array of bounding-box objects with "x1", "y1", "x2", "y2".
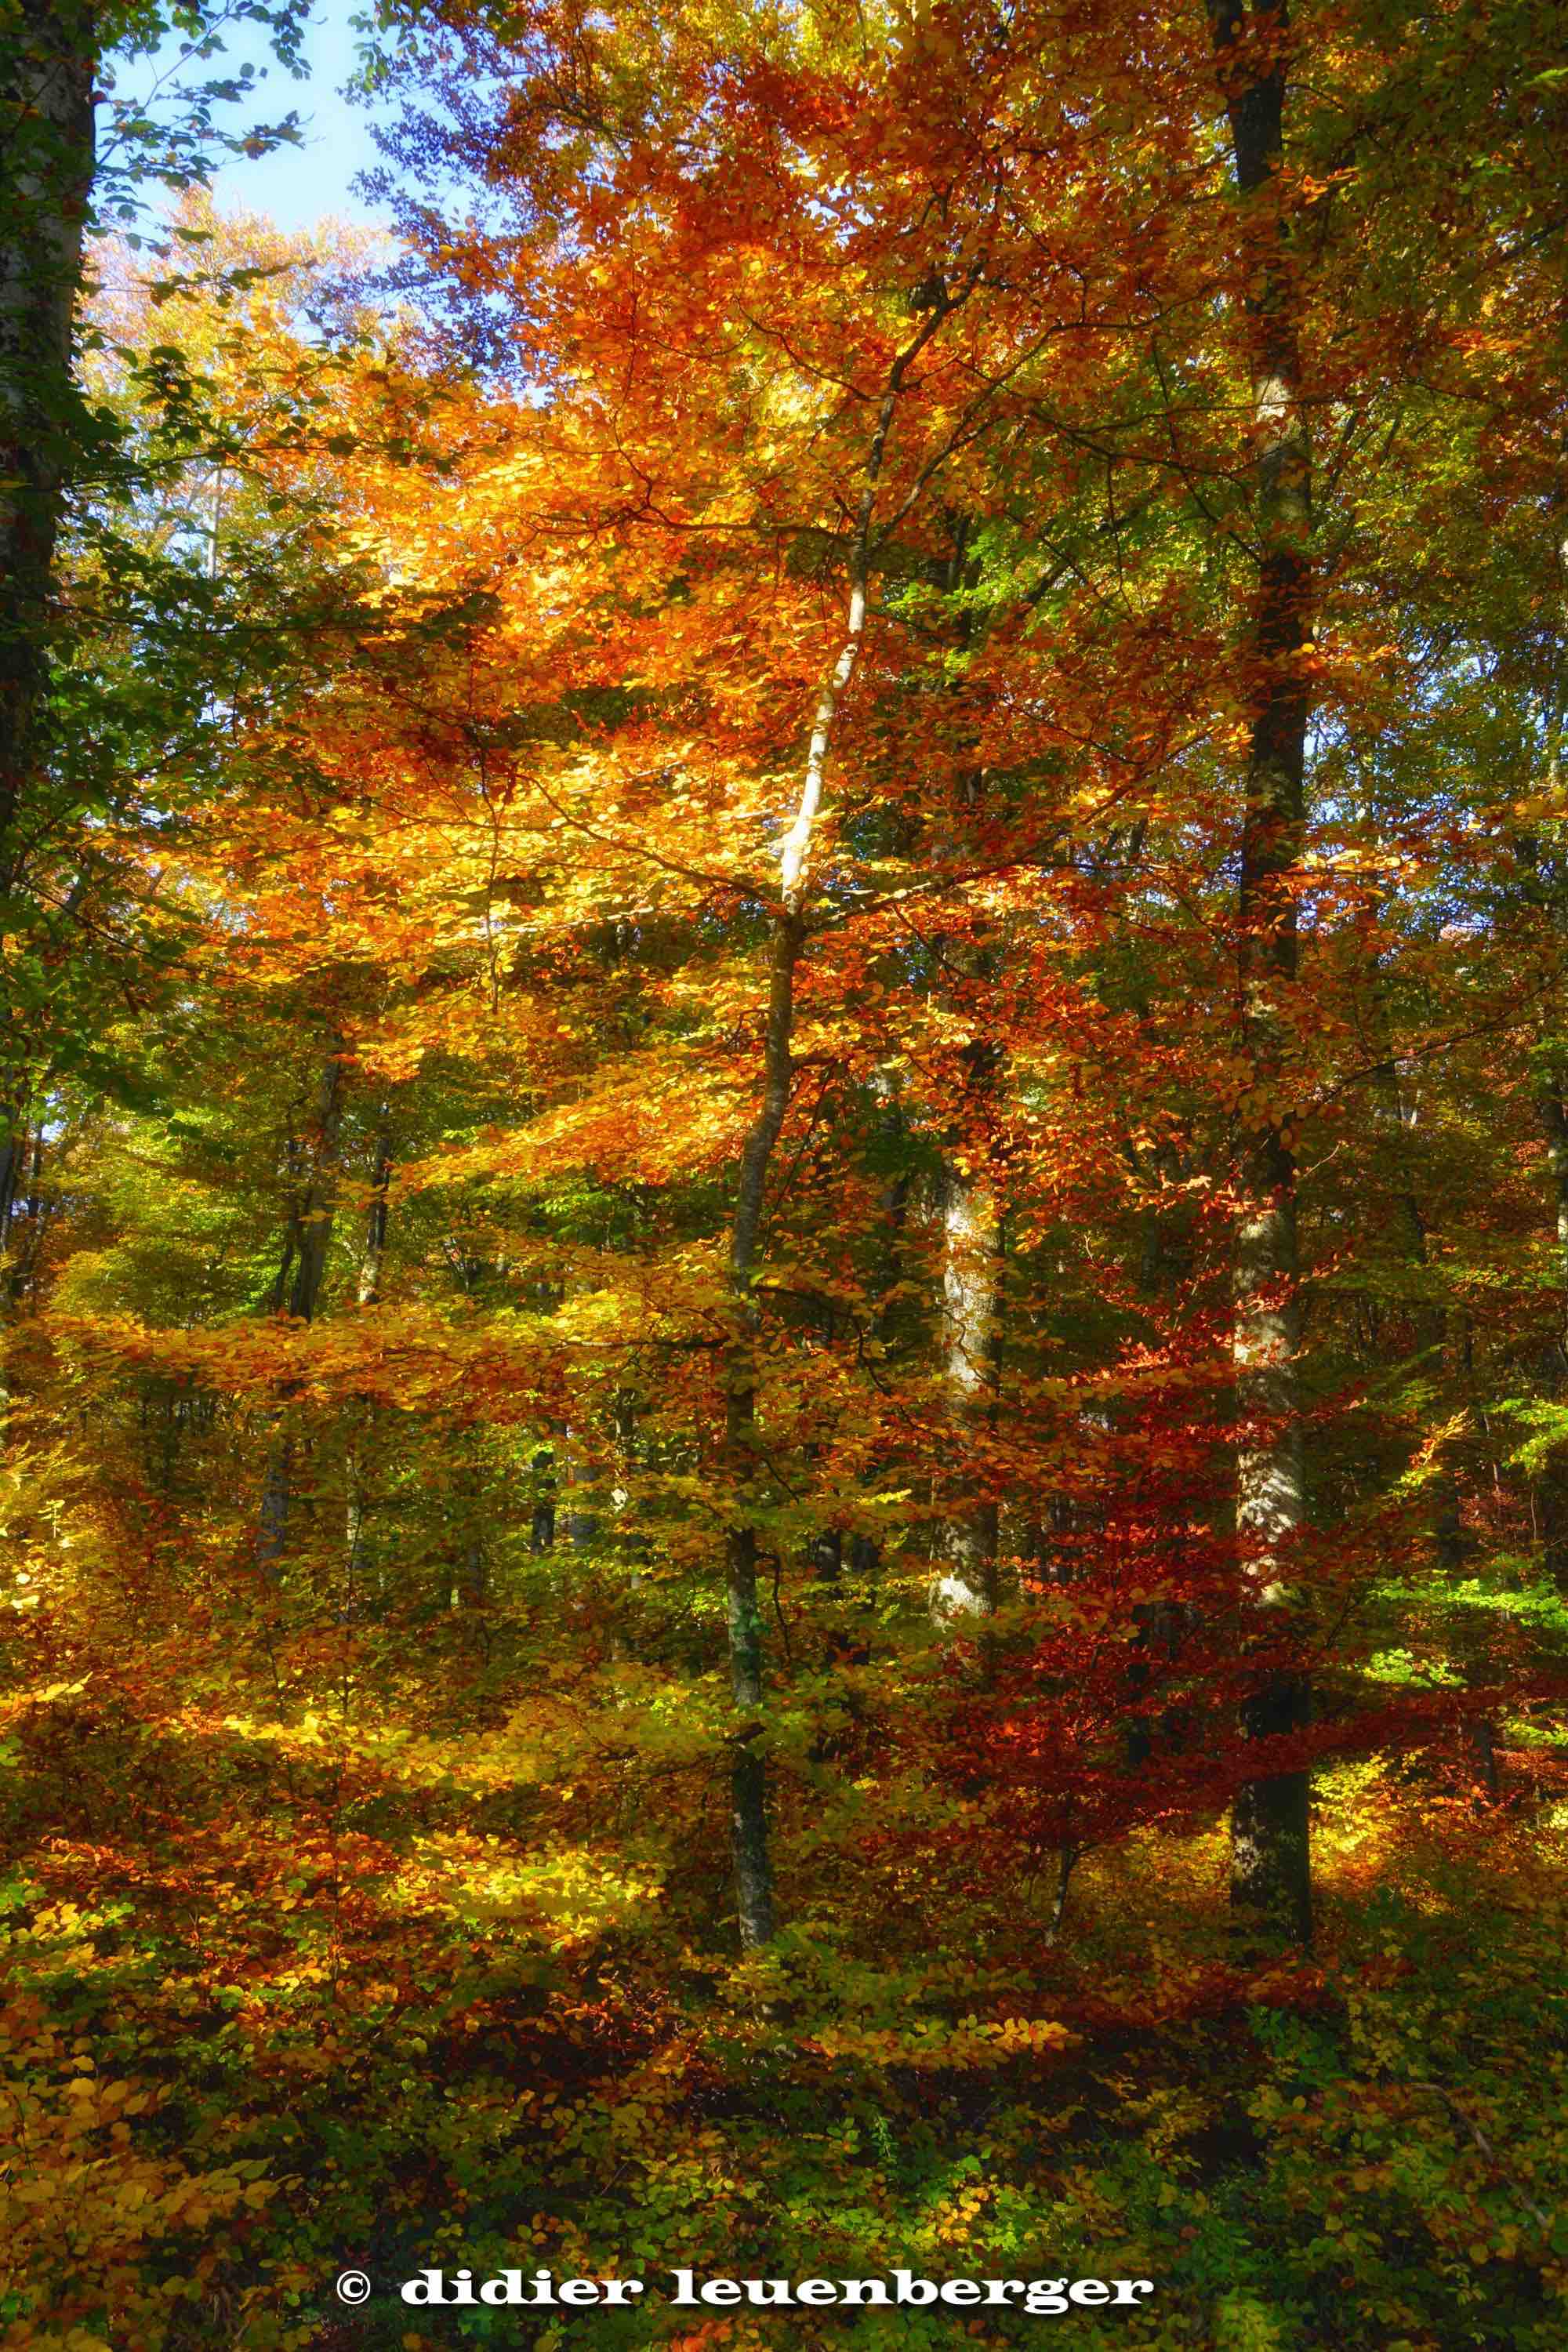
[{"x1": 931, "y1": 1168, "x2": 1001, "y2": 1624}]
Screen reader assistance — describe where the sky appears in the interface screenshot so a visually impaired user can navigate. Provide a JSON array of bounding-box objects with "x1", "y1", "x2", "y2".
[{"x1": 112, "y1": 2, "x2": 400, "y2": 235}]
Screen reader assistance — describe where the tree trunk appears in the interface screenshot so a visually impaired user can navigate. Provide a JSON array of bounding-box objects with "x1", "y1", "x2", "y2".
[
  {"x1": 1526, "y1": 516, "x2": 1568, "y2": 1567},
  {"x1": 345, "y1": 1118, "x2": 392, "y2": 1614},
  {"x1": 720, "y1": 292, "x2": 969, "y2": 1949},
  {"x1": 1210, "y1": 0, "x2": 1314, "y2": 1947},
  {"x1": 605, "y1": 1388, "x2": 648, "y2": 1657},
  {"x1": 256, "y1": 1053, "x2": 346, "y2": 1584},
  {"x1": 1537, "y1": 1080, "x2": 1568, "y2": 1581},
  {"x1": 811, "y1": 1527, "x2": 843, "y2": 1583},
  {"x1": 1364, "y1": 951, "x2": 1463, "y2": 1565},
  {"x1": 547, "y1": 1417, "x2": 598, "y2": 1550},
  {"x1": 529, "y1": 1446, "x2": 556, "y2": 1555},
  {"x1": 1541, "y1": 1083, "x2": 1568, "y2": 1359},
  {"x1": 930, "y1": 1162, "x2": 1002, "y2": 1624},
  {"x1": 357, "y1": 1116, "x2": 392, "y2": 1307},
  {"x1": 0, "y1": 0, "x2": 97, "y2": 886},
  {"x1": 285, "y1": 1059, "x2": 345, "y2": 1323},
  {"x1": 0, "y1": 1110, "x2": 23, "y2": 1236},
  {"x1": 724, "y1": 914, "x2": 800, "y2": 1952},
  {"x1": 448, "y1": 1446, "x2": 488, "y2": 1610}
]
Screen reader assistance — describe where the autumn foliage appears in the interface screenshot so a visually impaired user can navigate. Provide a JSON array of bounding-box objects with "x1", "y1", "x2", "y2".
[{"x1": 3, "y1": 0, "x2": 1568, "y2": 2346}]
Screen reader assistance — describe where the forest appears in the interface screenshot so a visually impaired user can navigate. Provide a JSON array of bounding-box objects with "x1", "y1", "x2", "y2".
[{"x1": 2, "y1": 0, "x2": 1567, "y2": 2344}]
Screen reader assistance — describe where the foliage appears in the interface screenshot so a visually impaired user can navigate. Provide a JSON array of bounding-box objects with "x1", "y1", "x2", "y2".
[{"x1": 3, "y1": 0, "x2": 1568, "y2": 2345}]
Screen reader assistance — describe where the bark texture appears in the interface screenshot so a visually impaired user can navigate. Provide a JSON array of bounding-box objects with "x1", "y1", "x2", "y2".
[{"x1": 0, "y1": 0, "x2": 97, "y2": 885}]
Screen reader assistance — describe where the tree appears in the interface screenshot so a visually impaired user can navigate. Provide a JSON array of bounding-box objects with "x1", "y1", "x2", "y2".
[{"x1": 1206, "y1": 0, "x2": 1315, "y2": 1944}]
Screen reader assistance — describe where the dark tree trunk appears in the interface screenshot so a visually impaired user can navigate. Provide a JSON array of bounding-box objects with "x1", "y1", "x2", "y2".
[
  {"x1": 256, "y1": 1053, "x2": 346, "y2": 1584},
  {"x1": 0, "y1": 0, "x2": 97, "y2": 886}
]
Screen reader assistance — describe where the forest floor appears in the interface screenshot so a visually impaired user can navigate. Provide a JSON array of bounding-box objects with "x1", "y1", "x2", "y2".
[{"x1": 3, "y1": 1594, "x2": 1566, "y2": 2352}]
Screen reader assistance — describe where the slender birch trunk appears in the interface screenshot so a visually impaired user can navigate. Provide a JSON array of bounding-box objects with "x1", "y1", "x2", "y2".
[{"x1": 1210, "y1": 0, "x2": 1314, "y2": 1945}]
